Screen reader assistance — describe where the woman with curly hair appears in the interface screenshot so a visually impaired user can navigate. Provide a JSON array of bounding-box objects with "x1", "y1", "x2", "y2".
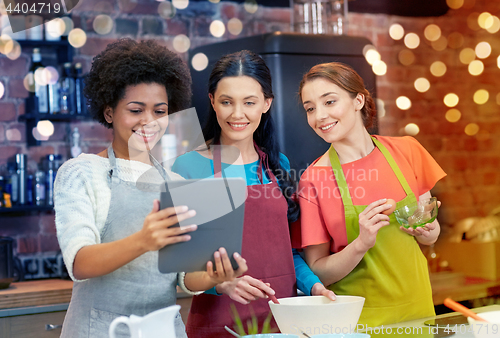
[{"x1": 54, "y1": 39, "x2": 247, "y2": 338}]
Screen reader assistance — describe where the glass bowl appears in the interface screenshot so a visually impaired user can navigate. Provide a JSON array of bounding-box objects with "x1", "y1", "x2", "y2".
[{"x1": 393, "y1": 197, "x2": 438, "y2": 229}]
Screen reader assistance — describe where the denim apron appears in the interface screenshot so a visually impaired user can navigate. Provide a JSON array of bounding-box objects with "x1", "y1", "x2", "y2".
[
  {"x1": 60, "y1": 146, "x2": 187, "y2": 338},
  {"x1": 327, "y1": 136, "x2": 435, "y2": 328},
  {"x1": 186, "y1": 144, "x2": 296, "y2": 337}
]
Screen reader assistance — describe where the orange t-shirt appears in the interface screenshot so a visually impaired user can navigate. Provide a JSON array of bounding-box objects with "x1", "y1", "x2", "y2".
[{"x1": 292, "y1": 135, "x2": 446, "y2": 253}]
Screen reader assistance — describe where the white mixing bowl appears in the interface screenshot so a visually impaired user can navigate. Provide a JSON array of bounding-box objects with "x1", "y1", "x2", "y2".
[
  {"x1": 269, "y1": 296, "x2": 365, "y2": 336},
  {"x1": 467, "y1": 311, "x2": 500, "y2": 338}
]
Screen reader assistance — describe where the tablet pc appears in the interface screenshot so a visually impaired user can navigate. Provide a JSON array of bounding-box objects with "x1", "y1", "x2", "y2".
[{"x1": 158, "y1": 177, "x2": 246, "y2": 273}]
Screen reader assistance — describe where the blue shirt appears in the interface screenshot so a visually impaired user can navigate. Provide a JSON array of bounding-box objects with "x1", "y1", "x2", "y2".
[{"x1": 172, "y1": 151, "x2": 321, "y2": 295}]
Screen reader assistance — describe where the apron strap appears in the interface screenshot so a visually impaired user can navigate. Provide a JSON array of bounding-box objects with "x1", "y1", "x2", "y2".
[
  {"x1": 371, "y1": 136, "x2": 413, "y2": 197},
  {"x1": 107, "y1": 145, "x2": 172, "y2": 182},
  {"x1": 328, "y1": 144, "x2": 354, "y2": 208}
]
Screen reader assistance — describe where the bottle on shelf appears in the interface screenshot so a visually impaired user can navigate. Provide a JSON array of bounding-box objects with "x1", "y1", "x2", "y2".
[
  {"x1": 48, "y1": 68, "x2": 61, "y2": 115},
  {"x1": 70, "y1": 127, "x2": 82, "y2": 158},
  {"x1": 0, "y1": 176, "x2": 4, "y2": 207},
  {"x1": 74, "y1": 63, "x2": 86, "y2": 115},
  {"x1": 30, "y1": 48, "x2": 49, "y2": 114},
  {"x1": 45, "y1": 154, "x2": 62, "y2": 206},
  {"x1": 6, "y1": 162, "x2": 18, "y2": 206},
  {"x1": 15, "y1": 154, "x2": 28, "y2": 205},
  {"x1": 34, "y1": 166, "x2": 46, "y2": 206},
  {"x1": 59, "y1": 63, "x2": 75, "y2": 114}
]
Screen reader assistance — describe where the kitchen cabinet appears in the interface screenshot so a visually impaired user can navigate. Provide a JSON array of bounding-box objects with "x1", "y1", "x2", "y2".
[{"x1": 0, "y1": 310, "x2": 65, "y2": 338}]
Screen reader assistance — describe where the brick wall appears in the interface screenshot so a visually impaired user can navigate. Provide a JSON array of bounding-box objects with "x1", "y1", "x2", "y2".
[{"x1": 0, "y1": 0, "x2": 499, "y2": 258}]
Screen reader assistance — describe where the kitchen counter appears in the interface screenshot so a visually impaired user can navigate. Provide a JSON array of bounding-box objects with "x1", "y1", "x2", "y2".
[
  {"x1": 379, "y1": 304, "x2": 500, "y2": 338},
  {"x1": 0, "y1": 280, "x2": 73, "y2": 317},
  {"x1": 0, "y1": 279, "x2": 193, "y2": 323},
  {"x1": 430, "y1": 272, "x2": 500, "y2": 305}
]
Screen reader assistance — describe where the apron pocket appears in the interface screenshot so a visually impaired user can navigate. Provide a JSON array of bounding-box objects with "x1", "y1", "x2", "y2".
[{"x1": 90, "y1": 307, "x2": 130, "y2": 338}]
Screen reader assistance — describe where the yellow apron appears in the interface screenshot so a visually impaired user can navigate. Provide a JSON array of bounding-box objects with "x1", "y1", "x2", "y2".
[{"x1": 327, "y1": 136, "x2": 435, "y2": 328}]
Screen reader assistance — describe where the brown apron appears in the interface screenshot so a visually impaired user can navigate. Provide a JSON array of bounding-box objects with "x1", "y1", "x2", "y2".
[{"x1": 186, "y1": 144, "x2": 297, "y2": 337}]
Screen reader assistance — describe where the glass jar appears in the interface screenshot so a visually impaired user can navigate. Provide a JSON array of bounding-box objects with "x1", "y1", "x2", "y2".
[{"x1": 291, "y1": 0, "x2": 348, "y2": 35}]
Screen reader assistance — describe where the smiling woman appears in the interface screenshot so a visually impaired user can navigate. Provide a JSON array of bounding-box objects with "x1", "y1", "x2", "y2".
[{"x1": 53, "y1": 39, "x2": 249, "y2": 338}]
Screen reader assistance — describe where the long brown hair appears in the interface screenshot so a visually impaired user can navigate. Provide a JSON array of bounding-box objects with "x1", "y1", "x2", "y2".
[{"x1": 299, "y1": 62, "x2": 376, "y2": 128}]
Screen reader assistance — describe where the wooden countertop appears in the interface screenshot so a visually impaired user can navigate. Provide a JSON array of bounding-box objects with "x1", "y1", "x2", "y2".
[
  {"x1": 430, "y1": 272, "x2": 500, "y2": 305},
  {"x1": 0, "y1": 280, "x2": 73, "y2": 310},
  {"x1": 1, "y1": 274, "x2": 500, "y2": 312}
]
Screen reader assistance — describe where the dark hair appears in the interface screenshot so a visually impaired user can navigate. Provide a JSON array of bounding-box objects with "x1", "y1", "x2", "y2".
[
  {"x1": 203, "y1": 50, "x2": 299, "y2": 223},
  {"x1": 84, "y1": 38, "x2": 192, "y2": 128},
  {"x1": 299, "y1": 62, "x2": 376, "y2": 128}
]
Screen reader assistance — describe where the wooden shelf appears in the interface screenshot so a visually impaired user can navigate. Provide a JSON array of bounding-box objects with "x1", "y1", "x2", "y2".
[{"x1": 0, "y1": 205, "x2": 53, "y2": 214}]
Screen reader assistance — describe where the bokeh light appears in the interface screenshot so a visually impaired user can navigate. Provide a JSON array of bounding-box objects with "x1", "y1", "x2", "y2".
[
  {"x1": 445, "y1": 108, "x2": 461, "y2": 122},
  {"x1": 446, "y1": 0, "x2": 464, "y2": 9},
  {"x1": 34, "y1": 67, "x2": 48, "y2": 86},
  {"x1": 485, "y1": 16, "x2": 500, "y2": 33},
  {"x1": 61, "y1": 17, "x2": 74, "y2": 35},
  {"x1": 0, "y1": 34, "x2": 14, "y2": 55},
  {"x1": 244, "y1": 0, "x2": 258, "y2": 14},
  {"x1": 459, "y1": 48, "x2": 476, "y2": 64},
  {"x1": 468, "y1": 60, "x2": 484, "y2": 76},
  {"x1": 209, "y1": 0, "x2": 220, "y2": 3},
  {"x1": 45, "y1": 66, "x2": 59, "y2": 85},
  {"x1": 37, "y1": 120, "x2": 55, "y2": 137},
  {"x1": 430, "y1": 61, "x2": 447, "y2": 77},
  {"x1": 6, "y1": 128, "x2": 22, "y2": 142},
  {"x1": 424, "y1": 24, "x2": 441, "y2": 41},
  {"x1": 23, "y1": 73, "x2": 36, "y2": 93},
  {"x1": 478, "y1": 12, "x2": 492, "y2": 29},
  {"x1": 173, "y1": 34, "x2": 190, "y2": 53},
  {"x1": 210, "y1": 20, "x2": 225, "y2": 37},
  {"x1": 376, "y1": 98, "x2": 386, "y2": 118},
  {"x1": 93, "y1": 15, "x2": 114, "y2": 35},
  {"x1": 45, "y1": 18, "x2": 65, "y2": 39},
  {"x1": 431, "y1": 36, "x2": 447, "y2": 51},
  {"x1": 404, "y1": 33, "x2": 420, "y2": 49},
  {"x1": 32, "y1": 127, "x2": 49, "y2": 141},
  {"x1": 0, "y1": 81, "x2": 4, "y2": 99},
  {"x1": 362, "y1": 44, "x2": 376, "y2": 56},
  {"x1": 191, "y1": 52, "x2": 209, "y2": 71},
  {"x1": 398, "y1": 49, "x2": 415, "y2": 66},
  {"x1": 473, "y1": 89, "x2": 489, "y2": 104},
  {"x1": 396, "y1": 96, "x2": 412, "y2": 110},
  {"x1": 172, "y1": 0, "x2": 189, "y2": 10},
  {"x1": 496, "y1": 93, "x2": 500, "y2": 105},
  {"x1": 68, "y1": 28, "x2": 87, "y2": 48},
  {"x1": 414, "y1": 78, "x2": 430, "y2": 93},
  {"x1": 467, "y1": 12, "x2": 481, "y2": 31},
  {"x1": 498, "y1": 56, "x2": 500, "y2": 69},
  {"x1": 444, "y1": 93, "x2": 459, "y2": 107},
  {"x1": 228, "y1": 18, "x2": 243, "y2": 35},
  {"x1": 447, "y1": 32, "x2": 464, "y2": 49},
  {"x1": 389, "y1": 24, "x2": 404, "y2": 40},
  {"x1": 6, "y1": 40, "x2": 21, "y2": 60},
  {"x1": 405, "y1": 123, "x2": 420, "y2": 136},
  {"x1": 465, "y1": 123, "x2": 479, "y2": 136},
  {"x1": 475, "y1": 41, "x2": 491, "y2": 59},
  {"x1": 158, "y1": 1, "x2": 176, "y2": 19},
  {"x1": 365, "y1": 49, "x2": 381, "y2": 65},
  {"x1": 372, "y1": 61, "x2": 387, "y2": 76}
]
